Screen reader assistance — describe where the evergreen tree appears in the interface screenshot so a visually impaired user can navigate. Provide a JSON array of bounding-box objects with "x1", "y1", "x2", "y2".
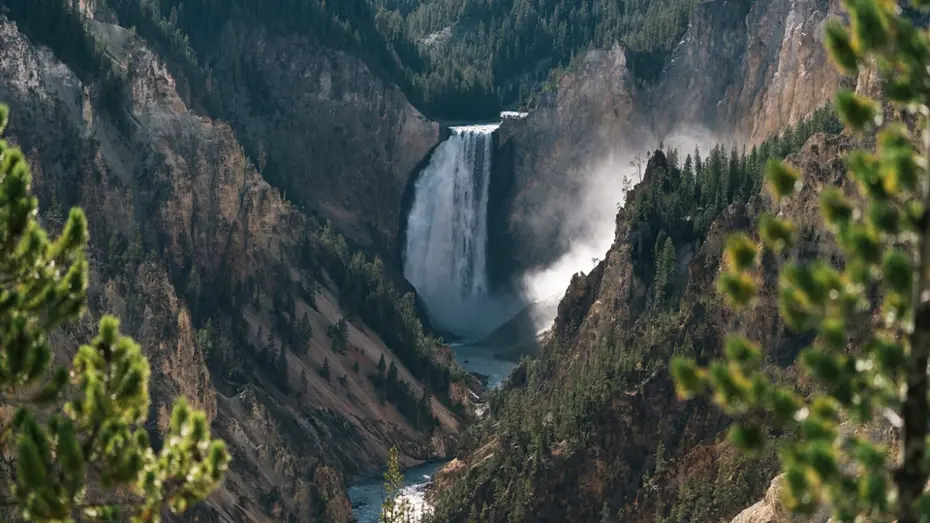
[
  {"x1": 380, "y1": 447, "x2": 413, "y2": 523},
  {"x1": 276, "y1": 344, "x2": 289, "y2": 389},
  {"x1": 328, "y1": 318, "x2": 349, "y2": 353},
  {"x1": 673, "y1": 2, "x2": 930, "y2": 520},
  {"x1": 387, "y1": 361, "x2": 399, "y2": 401},
  {"x1": 418, "y1": 388, "x2": 433, "y2": 429},
  {"x1": 727, "y1": 146, "x2": 741, "y2": 201},
  {"x1": 654, "y1": 234, "x2": 676, "y2": 306},
  {"x1": 0, "y1": 104, "x2": 228, "y2": 520},
  {"x1": 197, "y1": 318, "x2": 217, "y2": 366},
  {"x1": 299, "y1": 312, "x2": 313, "y2": 351}
]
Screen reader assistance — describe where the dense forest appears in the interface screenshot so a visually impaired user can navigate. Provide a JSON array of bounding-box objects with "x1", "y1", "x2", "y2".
[
  {"x1": 1, "y1": 0, "x2": 707, "y2": 119},
  {"x1": 373, "y1": 0, "x2": 701, "y2": 108},
  {"x1": 103, "y1": 0, "x2": 501, "y2": 119},
  {"x1": 427, "y1": 107, "x2": 844, "y2": 522}
]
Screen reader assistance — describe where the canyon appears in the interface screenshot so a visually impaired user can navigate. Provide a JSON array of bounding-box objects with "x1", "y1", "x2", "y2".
[{"x1": 0, "y1": 0, "x2": 893, "y2": 521}]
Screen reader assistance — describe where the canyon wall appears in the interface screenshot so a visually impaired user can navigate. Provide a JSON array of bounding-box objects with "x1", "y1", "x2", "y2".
[
  {"x1": 0, "y1": 14, "x2": 459, "y2": 522},
  {"x1": 498, "y1": 0, "x2": 880, "y2": 274}
]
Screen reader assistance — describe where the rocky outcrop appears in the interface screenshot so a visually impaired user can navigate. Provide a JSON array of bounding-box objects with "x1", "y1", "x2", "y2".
[
  {"x1": 0, "y1": 15, "x2": 460, "y2": 522},
  {"x1": 497, "y1": 0, "x2": 882, "y2": 275},
  {"x1": 653, "y1": 0, "x2": 879, "y2": 145},
  {"x1": 189, "y1": 22, "x2": 440, "y2": 255},
  {"x1": 433, "y1": 132, "x2": 865, "y2": 522},
  {"x1": 496, "y1": 45, "x2": 651, "y2": 271},
  {"x1": 730, "y1": 474, "x2": 833, "y2": 523}
]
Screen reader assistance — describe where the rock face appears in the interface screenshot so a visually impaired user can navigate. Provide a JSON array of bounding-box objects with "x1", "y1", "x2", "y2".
[
  {"x1": 653, "y1": 0, "x2": 879, "y2": 144},
  {"x1": 729, "y1": 475, "x2": 832, "y2": 523},
  {"x1": 195, "y1": 23, "x2": 441, "y2": 254},
  {"x1": 494, "y1": 45, "x2": 651, "y2": 271},
  {"x1": 497, "y1": 0, "x2": 880, "y2": 274},
  {"x1": 433, "y1": 133, "x2": 867, "y2": 522},
  {"x1": 0, "y1": 15, "x2": 458, "y2": 522}
]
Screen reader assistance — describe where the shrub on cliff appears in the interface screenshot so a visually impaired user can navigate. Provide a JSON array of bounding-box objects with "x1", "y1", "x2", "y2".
[
  {"x1": 673, "y1": 0, "x2": 930, "y2": 521},
  {"x1": 0, "y1": 104, "x2": 228, "y2": 521}
]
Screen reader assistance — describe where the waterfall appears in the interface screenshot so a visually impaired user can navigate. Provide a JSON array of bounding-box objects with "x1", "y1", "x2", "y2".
[{"x1": 404, "y1": 123, "x2": 500, "y2": 337}]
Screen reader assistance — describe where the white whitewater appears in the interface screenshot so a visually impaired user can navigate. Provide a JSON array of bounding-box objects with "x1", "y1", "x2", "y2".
[{"x1": 404, "y1": 123, "x2": 501, "y2": 338}]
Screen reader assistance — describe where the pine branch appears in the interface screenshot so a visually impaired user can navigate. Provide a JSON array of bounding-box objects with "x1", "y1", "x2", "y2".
[{"x1": 896, "y1": 125, "x2": 930, "y2": 523}]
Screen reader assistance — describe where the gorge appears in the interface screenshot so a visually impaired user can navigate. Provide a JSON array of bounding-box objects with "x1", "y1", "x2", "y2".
[
  {"x1": 351, "y1": 120, "x2": 525, "y2": 522},
  {"x1": 0, "y1": 0, "x2": 902, "y2": 521}
]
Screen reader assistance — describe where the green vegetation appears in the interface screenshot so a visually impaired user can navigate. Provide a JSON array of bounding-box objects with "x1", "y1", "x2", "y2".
[
  {"x1": 0, "y1": 104, "x2": 227, "y2": 520},
  {"x1": 658, "y1": 442, "x2": 780, "y2": 523},
  {"x1": 373, "y1": 0, "x2": 702, "y2": 108},
  {"x1": 427, "y1": 103, "x2": 842, "y2": 522},
  {"x1": 370, "y1": 356, "x2": 439, "y2": 431},
  {"x1": 672, "y1": 0, "x2": 930, "y2": 521},
  {"x1": 99, "y1": 0, "x2": 499, "y2": 120},
  {"x1": 328, "y1": 318, "x2": 349, "y2": 354},
  {"x1": 309, "y1": 223, "x2": 465, "y2": 396},
  {"x1": 380, "y1": 446, "x2": 415, "y2": 523},
  {"x1": 4, "y1": 0, "x2": 708, "y2": 118},
  {"x1": 630, "y1": 106, "x2": 841, "y2": 302}
]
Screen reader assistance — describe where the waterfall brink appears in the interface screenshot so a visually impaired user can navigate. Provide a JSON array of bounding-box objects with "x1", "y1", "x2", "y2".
[{"x1": 404, "y1": 123, "x2": 501, "y2": 338}]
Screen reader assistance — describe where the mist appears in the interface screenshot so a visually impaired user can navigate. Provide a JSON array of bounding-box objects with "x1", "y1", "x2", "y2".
[
  {"x1": 519, "y1": 126, "x2": 719, "y2": 333},
  {"x1": 520, "y1": 150, "x2": 639, "y2": 328}
]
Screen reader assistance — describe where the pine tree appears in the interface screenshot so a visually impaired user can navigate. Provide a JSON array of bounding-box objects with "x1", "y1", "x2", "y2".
[
  {"x1": 197, "y1": 318, "x2": 217, "y2": 366},
  {"x1": 0, "y1": 104, "x2": 228, "y2": 520},
  {"x1": 300, "y1": 312, "x2": 313, "y2": 351},
  {"x1": 727, "y1": 146, "x2": 740, "y2": 201},
  {"x1": 276, "y1": 344, "x2": 289, "y2": 388},
  {"x1": 654, "y1": 234, "x2": 676, "y2": 306},
  {"x1": 673, "y1": 3, "x2": 930, "y2": 520},
  {"x1": 380, "y1": 447, "x2": 413, "y2": 523},
  {"x1": 328, "y1": 318, "x2": 349, "y2": 353},
  {"x1": 387, "y1": 361, "x2": 399, "y2": 402}
]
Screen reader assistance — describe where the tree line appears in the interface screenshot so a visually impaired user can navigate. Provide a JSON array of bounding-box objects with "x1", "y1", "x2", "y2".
[
  {"x1": 373, "y1": 0, "x2": 703, "y2": 109},
  {"x1": 3, "y1": 0, "x2": 709, "y2": 120},
  {"x1": 634, "y1": 106, "x2": 843, "y2": 305}
]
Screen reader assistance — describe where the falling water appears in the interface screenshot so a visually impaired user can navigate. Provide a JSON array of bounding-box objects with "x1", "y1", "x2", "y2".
[{"x1": 404, "y1": 123, "x2": 500, "y2": 338}]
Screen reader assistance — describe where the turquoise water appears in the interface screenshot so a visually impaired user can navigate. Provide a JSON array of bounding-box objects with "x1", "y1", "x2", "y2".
[
  {"x1": 348, "y1": 460, "x2": 447, "y2": 523},
  {"x1": 348, "y1": 343, "x2": 516, "y2": 521}
]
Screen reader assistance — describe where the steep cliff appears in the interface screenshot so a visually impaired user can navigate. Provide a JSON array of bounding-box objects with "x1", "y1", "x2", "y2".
[
  {"x1": 188, "y1": 22, "x2": 441, "y2": 255},
  {"x1": 494, "y1": 45, "x2": 651, "y2": 272},
  {"x1": 88, "y1": 0, "x2": 441, "y2": 256},
  {"x1": 430, "y1": 133, "x2": 869, "y2": 522},
  {"x1": 651, "y1": 0, "x2": 880, "y2": 144},
  {"x1": 497, "y1": 0, "x2": 880, "y2": 274},
  {"x1": 0, "y1": 13, "x2": 462, "y2": 522}
]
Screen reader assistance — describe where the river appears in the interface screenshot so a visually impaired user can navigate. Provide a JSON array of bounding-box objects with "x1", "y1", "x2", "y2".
[{"x1": 348, "y1": 342, "x2": 516, "y2": 522}]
